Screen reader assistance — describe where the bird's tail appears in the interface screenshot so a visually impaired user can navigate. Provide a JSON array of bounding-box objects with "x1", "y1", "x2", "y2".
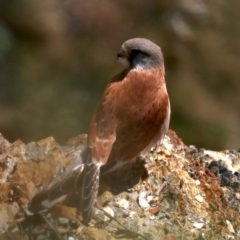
[{"x1": 81, "y1": 153, "x2": 101, "y2": 224}]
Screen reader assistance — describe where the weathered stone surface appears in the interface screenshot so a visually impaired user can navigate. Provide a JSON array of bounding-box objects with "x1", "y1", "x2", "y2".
[{"x1": 0, "y1": 131, "x2": 239, "y2": 239}]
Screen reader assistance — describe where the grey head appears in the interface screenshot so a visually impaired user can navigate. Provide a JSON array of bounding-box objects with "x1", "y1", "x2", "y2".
[{"x1": 117, "y1": 38, "x2": 164, "y2": 70}]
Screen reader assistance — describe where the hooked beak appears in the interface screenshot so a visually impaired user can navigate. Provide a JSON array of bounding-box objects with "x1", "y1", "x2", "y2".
[
  {"x1": 117, "y1": 49, "x2": 127, "y2": 59},
  {"x1": 117, "y1": 51, "x2": 124, "y2": 59}
]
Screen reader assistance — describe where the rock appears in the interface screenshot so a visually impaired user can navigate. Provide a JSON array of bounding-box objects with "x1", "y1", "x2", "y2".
[
  {"x1": 102, "y1": 206, "x2": 114, "y2": 221},
  {"x1": 195, "y1": 195, "x2": 204, "y2": 203},
  {"x1": 117, "y1": 198, "x2": 129, "y2": 210},
  {"x1": 0, "y1": 130, "x2": 240, "y2": 239},
  {"x1": 193, "y1": 222, "x2": 205, "y2": 229}
]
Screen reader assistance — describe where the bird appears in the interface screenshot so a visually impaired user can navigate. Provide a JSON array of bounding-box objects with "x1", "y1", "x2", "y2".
[
  {"x1": 27, "y1": 148, "x2": 86, "y2": 214},
  {"x1": 81, "y1": 37, "x2": 170, "y2": 224}
]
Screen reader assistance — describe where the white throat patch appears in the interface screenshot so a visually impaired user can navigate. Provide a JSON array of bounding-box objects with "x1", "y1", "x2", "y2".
[{"x1": 118, "y1": 57, "x2": 130, "y2": 69}]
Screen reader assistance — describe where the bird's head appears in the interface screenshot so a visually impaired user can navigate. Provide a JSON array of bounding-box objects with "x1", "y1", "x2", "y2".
[{"x1": 117, "y1": 38, "x2": 164, "y2": 70}]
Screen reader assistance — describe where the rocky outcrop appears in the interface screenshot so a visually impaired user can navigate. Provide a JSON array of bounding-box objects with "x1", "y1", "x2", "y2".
[{"x1": 0, "y1": 131, "x2": 239, "y2": 239}]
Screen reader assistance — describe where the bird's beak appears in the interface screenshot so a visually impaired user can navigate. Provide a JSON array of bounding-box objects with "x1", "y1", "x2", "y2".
[
  {"x1": 117, "y1": 51, "x2": 124, "y2": 59},
  {"x1": 117, "y1": 47, "x2": 130, "y2": 68},
  {"x1": 117, "y1": 49, "x2": 127, "y2": 59}
]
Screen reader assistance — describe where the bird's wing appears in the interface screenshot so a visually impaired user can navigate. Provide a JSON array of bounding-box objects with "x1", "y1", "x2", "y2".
[
  {"x1": 81, "y1": 71, "x2": 128, "y2": 223},
  {"x1": 81, "y1": 68, "x2": 169, "y2": 223},
  {"x1": 27, "y1": 148, "x2": 87, "y2": 214}
]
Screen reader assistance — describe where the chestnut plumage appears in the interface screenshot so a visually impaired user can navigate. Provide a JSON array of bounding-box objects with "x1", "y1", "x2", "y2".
[
  {"x1": 26, "y1": 38, "x2": 170, "y2": 224},
  {"x1": 82, "y1": 38, "x2": 170, "y2": 223}
]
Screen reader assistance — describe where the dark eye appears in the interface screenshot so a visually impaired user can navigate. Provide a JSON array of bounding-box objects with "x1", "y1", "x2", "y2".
[
  {"x1": 129, "y1": 49, "x2": 149, "y2": 60},
  {"x1": 129, "y1": 49, "x2": 144, "y2": 62},
  {"x1": 131, "y1": 49, "x2": 140, "y2": 58}
]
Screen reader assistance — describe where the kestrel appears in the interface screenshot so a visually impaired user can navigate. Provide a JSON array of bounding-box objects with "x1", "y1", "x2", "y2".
[{"x1": 82, "y1": 38, "x2": 170, "y2": 223}]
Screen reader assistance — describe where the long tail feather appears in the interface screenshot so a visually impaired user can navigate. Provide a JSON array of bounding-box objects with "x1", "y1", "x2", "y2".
[{"x1": 81, "y1": 153, "x2": 101, "y2": 224}]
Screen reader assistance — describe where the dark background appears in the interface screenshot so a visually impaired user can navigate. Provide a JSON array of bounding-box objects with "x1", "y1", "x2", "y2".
[{"x1": 0, "y1": 0, "x2": 239, "y2": 150}]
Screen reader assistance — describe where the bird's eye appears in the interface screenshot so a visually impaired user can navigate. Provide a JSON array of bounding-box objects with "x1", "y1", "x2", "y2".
[
  {"x1": 130, "y1": 50, "x2": 149, "y2": 60},
  {"x1": 130, "y1": 50, "x2": 140, "y2": 58},
  {"x1": 128, "y1": 49, "x2": 141, "y2": 62},
  {"x1": 128, "y1": 49, "x2": 150, "y2": 67}
]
